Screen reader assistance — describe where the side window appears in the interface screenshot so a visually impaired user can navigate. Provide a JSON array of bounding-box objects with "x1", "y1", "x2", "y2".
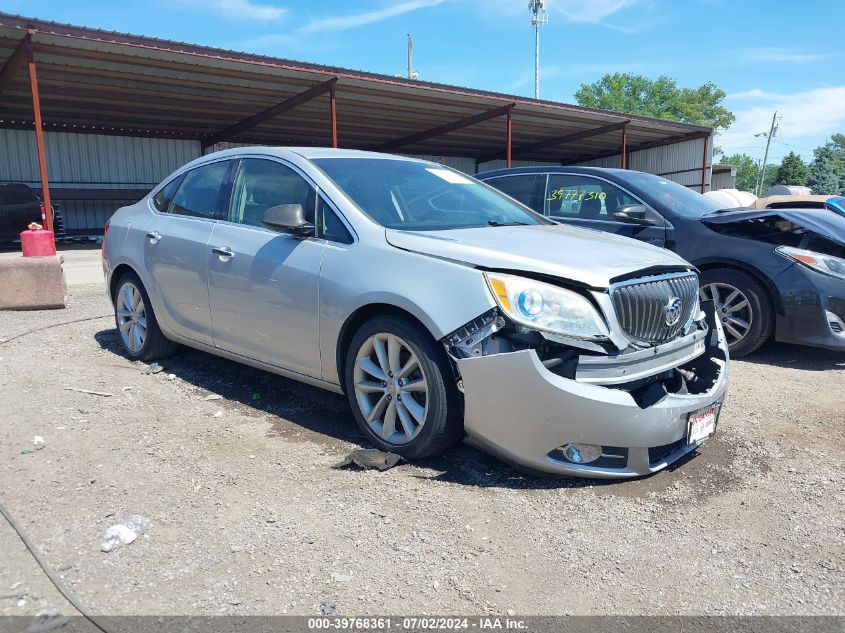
[
  {"x1": 545, "y1": 174, "x2": 637, "y2": 220},
  {"x1": 485, "y1": 175, "x2": 539, "y2": 211},
  {"x1": 229, "y1": 158, "x2": 316, "y2": 229},
  {"x1": 168, "y1": 161, "x2": 231, "y2": 219},
  {"x1": 317, "y1": 196, "x2": 353, "y2": 244},
  {"x1": 152, "y1": 174, "x2": 184, "y2": 213}
]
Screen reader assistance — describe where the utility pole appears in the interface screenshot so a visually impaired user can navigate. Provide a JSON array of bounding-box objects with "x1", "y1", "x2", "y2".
[
  {"x1": 407, "y1": 33, "x2": 413, "y2": 80},
  {"x1": 755, "y1": 111, "x2": 778, "y2": 196},
  {"x1": 528, "y1": 1, "x2": 547, "y2": 99}
]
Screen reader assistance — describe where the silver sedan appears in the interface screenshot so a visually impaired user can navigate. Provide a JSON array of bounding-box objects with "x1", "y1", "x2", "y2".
[{"x1": 102, "y1": 148, "x2": 729, "y2": 478}]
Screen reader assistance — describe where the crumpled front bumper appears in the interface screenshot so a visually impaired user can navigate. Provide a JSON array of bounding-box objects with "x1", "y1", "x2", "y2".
[{"x1": 455, "y1": 319, "x2": 730, "y2": 479}]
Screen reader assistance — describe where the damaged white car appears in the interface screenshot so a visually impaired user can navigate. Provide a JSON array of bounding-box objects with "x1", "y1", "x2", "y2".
[{"x1": 102, "y1": 148, "x2": 729, "y2": 478}]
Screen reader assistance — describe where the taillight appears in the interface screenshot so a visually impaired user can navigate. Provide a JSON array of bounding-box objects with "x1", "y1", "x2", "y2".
[{"x1": 102, "y1": 221, "x2": 110, "y2": 256}]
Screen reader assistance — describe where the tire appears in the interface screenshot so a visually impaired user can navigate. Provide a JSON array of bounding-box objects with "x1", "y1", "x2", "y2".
[
  {"x1": 112, "y1": 272, "x2": 178, "y2": 362},
  {"x1": 344, "y1": 315, "x2": 463, "y2": 459},
  {"x1": 699, "y1": 268, "x2": 774, "y2": 358}
]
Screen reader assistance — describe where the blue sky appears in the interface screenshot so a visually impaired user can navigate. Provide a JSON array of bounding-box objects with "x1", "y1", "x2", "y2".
[{"x1": 4, "y1": 0, "x2": 844, "y2": 163}]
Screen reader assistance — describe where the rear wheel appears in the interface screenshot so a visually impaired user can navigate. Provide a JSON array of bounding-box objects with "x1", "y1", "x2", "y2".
[
  {"x1": 344, "y1": 315, "x2": 462, "y2": 459},
  {"x1": 698, "y1": 268, "x2": 773, "y2": 357},
  {"x1": 113, "y1": 272, "x2": 178, "y2": 362}
]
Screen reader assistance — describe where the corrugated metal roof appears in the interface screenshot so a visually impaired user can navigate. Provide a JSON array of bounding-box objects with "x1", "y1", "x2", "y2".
[{"x1": 0, "y1": 12, "x2": 711, "y2": 164}]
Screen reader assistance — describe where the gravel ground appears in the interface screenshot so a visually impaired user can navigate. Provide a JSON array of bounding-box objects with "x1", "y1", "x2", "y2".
[{"x1": 0, "y1": 248, "x2": 843, "y2": 618}]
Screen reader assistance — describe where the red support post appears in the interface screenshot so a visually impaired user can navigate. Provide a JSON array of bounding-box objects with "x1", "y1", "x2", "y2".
[
  {"x1": 506, "y1": 110, "x2": 512, "y2": 168},
  {"x1": 25, "y1": 34, "x2": 53, "y2": 235},
  {"x1": 329, "y1": 83, "x2": 338, "y2": 149},
  {"x1": 621, "y1": 124, "x2": 628, "y2": 169},
  {"x1": 700, "y1": 135, "x2": 709, "y2": 193}
]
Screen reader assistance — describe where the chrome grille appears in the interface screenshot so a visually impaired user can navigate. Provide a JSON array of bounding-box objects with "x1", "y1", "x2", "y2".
[{"x1": 611, "y1": 273, "x2": 699, "y2": 344}]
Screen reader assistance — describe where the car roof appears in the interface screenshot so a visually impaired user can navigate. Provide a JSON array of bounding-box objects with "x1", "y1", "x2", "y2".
[
  {"x1": 476, "y1": 165, "x2": 630, "y2": 179},
  {"x1": 187, "y1": 146, "x2": 429, "y2": 165}
]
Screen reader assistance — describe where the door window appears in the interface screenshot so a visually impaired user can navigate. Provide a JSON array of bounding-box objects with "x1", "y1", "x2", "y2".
[
  {"x1": 317, "y1": 196, "x2": 353, "y2": 244},
  {"x1": 229, "y1": 158, "x2": 316, "y2": 229},
  {"x1": 167, "y1": 161, "x2": 231, "y2": 219},
  {"x1": 484, "y1": 175, "x2": 540, "y2": 210},
  {"x1": 545, "y1": 174, "x2": 637, "y2": 220},
  {"x1": 152, "y1": 174, "x2": 184, "y2": 212}
]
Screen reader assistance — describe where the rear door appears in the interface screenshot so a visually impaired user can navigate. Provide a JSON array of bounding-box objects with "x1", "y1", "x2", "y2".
[
  {"x1": 544, "y1": 173, "x2": 666, "y2": 247},
  {"x1": 142, "y1": 159, "x2": 234, "y2": 345},
  {"x1": 207, "y1": 157, "x2": 324, "y2": 378}
]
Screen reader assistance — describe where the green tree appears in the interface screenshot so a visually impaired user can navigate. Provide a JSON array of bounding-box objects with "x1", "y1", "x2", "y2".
[
  {"x1": 774, "y1": 151, "x2": 808, "y2": 186},
  {"x1": 721, "y1": 153, "x2": 758, "y2": 192},
  {"x1": 759, "y1": 164, "x2": 779, "y2": 195},
  {"x1": 574, "y1": 73, "x2": 736, "y2": 132},
  {"x1": 806, "y1": 143, "x2": 844, "y2": 194}
]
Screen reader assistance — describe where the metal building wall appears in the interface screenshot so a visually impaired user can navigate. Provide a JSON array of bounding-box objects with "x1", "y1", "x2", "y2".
[
  {"x1": 476, "y1": 159, "x2": 562, "y2": 173},
  {"x1": 572, "y1": 136, "x2": 713, "y2": 191},
  {"x1": 1, "y1": 129, "x2": 201, "y2": 232}
]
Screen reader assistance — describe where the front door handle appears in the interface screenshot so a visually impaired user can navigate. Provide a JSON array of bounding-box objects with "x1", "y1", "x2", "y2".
[
  {"x1": 146, "y1": 231, "x2": 161, "y2": 243},
  {"x1": 211, "y1": 246, "x2": 234, "y2": 259}
]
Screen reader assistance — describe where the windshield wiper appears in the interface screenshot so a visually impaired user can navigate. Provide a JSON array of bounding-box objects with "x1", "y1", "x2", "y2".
[{"x1": 487, "y1": 220, "x2": 529, "y2": 227}]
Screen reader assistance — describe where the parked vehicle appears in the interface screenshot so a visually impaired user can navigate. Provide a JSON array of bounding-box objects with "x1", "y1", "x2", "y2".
[
  {"x1": 478, "y1": 167, "x2": 845, "y2": 356},
  {"x1": 750, "y1": 194, "x2": 845, "y2": 218},
  {"x1": 102, "y1": 148, "x2": 728, "y2": 478},
  {"x1": 0, "y1": 183, "x2": 63, "y2": 244}
]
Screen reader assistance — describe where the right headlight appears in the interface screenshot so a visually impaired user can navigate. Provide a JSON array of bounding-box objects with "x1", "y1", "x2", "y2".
[
  {"x1": 484, "y1": 272, "x2": 609, "y2": 340},
  {"x1": 776, "y1": 246, "x2": 845, "y2": 281}
]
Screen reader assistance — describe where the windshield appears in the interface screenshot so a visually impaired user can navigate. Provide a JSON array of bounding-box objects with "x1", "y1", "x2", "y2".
[
  {"x1": 313, "y1": 158, "x2": 549, "y2": 230},
  {"x1": 620, "y1": 171, "x2": 724, "y2": 217}
]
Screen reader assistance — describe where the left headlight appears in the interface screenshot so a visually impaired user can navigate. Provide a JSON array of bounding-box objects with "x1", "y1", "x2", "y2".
[
  {"x1": 777, "y1": 246, "x2": 845, "y2": 281},
  {"x1": 484, "y1": 272, "x2": 609, "y2": 340}
]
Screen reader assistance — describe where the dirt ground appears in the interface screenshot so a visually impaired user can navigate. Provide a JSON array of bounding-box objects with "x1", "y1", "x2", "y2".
[{"x1": 0, "y1": 247, "x2": 843, "y2": 617}]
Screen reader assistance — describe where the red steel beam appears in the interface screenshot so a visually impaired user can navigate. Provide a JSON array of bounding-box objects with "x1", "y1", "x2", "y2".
[
  {"x1": 700, "y1": 134, "x2": 709, "y2": 193},
  {"x1": 201, "y1": 77, "x2": 338, "y2": 149},
  {"x1": 506, "y1": 109, "x2": 512, "y2": 168},
  {"x1": 621, "y1": 123, "x2": 628, "y2": 169},
  {"x1": 478, "y1": 119, "x2": 630, "y2": 163},
  {"x1": 24, "y1": 34, "x2": 54, "y2": 234},
  {"x1": 374, "y1": 103, "x2": 515, "y2": 152},
  {"x1": 329, "y1": 82, "x2": 337, "y2": 148},
  {"x1": 0, "y1": 34, "x2": 30, "y2": 97}
]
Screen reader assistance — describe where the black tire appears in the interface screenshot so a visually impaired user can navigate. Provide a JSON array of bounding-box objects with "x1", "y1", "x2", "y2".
[
  {"x1": 344, "y1": 315, "x2": 463, "y2": 459},
  {"x1": 699, "y1": 268, "x2": 774, "y2": 358},
  {"x1": 112, "y1": 272, "x2": 178, "y2": 362}
]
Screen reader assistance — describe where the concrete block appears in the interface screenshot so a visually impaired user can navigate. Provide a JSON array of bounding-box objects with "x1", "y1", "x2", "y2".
[{"x1": 0, "y1": 254, "x2": 68, "y2": 310}]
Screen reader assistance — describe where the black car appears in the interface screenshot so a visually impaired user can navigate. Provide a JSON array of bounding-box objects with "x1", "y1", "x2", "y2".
[
  {"x1": 477, "y1": 166, "x2": 845, "y2": 357},
  {"x1": 0, "y1": 183, "x2": 63, "y2": 244}
]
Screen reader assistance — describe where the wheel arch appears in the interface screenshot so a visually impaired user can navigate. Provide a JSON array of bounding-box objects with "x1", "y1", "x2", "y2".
[
  {"x1": 109, "y1": 263, "x2": 141, "y2": 303},
  {"x1": 335, "y1": 303, "x2": 450, "y2": 395},
  {"x1": 694, "y1": 258, "x2": 783, "y2": 316}
]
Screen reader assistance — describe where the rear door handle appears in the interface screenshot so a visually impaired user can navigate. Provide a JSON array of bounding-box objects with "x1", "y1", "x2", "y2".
[
  {"x1": 211, "y1": 246, "x2": 234, "y2": 259},
  {"x1": 146, "y1": 231, "x2": 161, "y2": 243}
]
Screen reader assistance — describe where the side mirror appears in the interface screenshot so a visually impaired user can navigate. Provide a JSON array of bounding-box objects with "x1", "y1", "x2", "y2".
[
  {"x1": 261, "y1": 204, "x2": 314, "y2": 237},
  {"x1": 613, "y1": 203, "x2": 664, "y2": 227}
]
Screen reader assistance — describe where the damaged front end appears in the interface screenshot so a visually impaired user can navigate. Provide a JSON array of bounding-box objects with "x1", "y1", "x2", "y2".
[{"x1": 441, "y1": 273, "x2": 729, "y2": 478}]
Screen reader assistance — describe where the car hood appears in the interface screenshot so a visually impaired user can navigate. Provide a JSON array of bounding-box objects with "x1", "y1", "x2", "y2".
[
  {"x1": 703, "y1": 208, "x2": 845, "y2": 247},
  {"x1": 384, "y1": 224, "x2": 691, "y2": 288}
]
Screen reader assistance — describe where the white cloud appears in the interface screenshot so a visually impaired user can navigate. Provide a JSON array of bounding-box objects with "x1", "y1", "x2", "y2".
[
  {"x1": 173, "y1": 0, "x2": 286, "y2": 22},
  {"x1": 718, "y1": 86, "x2": 845, "y2": 158},
  {"x1": 550, "y1": 0, "x2": 639, "y2": 23},
  {"x1": 739, "y1": 47, "x2": 835, "y2": 63},
  {"x1": 301, "y1": 0, "x2": 447, "y2": 34}
]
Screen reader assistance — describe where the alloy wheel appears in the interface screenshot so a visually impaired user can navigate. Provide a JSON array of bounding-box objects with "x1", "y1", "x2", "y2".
[
  {"x1": 353, "y1": 333, "x2": 429, "y2": 445},
  {"x1": 699, "y1": 282, "x2": 753, "y2": 346},
  {"x1": 116, "y1": 282, "x2": 147, "y2": 353}
]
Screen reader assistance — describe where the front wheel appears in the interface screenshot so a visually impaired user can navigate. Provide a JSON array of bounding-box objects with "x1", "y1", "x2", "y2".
[
  {"x1": 699, "y1": 268, "x2": 773, "y2": 357},
  {"x1": 113, "y1": 272, "x2": 178, "y2": 362},
  {"x1": 344, "y1": 315, "x2": 462, "y2": 459}
]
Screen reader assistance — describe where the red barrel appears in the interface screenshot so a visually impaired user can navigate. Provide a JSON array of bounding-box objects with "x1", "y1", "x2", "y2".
[{"x1": 20, "y1": 225, "x2": 56, "y2": 257}]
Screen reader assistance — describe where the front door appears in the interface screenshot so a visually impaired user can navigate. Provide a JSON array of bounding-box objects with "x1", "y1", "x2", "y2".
[
  {"x1": 544, "y1": 173, "x2": 666, "y2": 247},
  {"x1": 142, "y1": 159, "x2": 233, "y2": 345},
  {"x1": 207, "y1": 157, "x2": 323, "y2": 378}
]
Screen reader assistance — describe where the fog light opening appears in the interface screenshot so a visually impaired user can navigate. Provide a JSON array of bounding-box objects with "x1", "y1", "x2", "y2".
[{"x1": 561, "y1": 443, "x2": 602, "y2": 464}]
